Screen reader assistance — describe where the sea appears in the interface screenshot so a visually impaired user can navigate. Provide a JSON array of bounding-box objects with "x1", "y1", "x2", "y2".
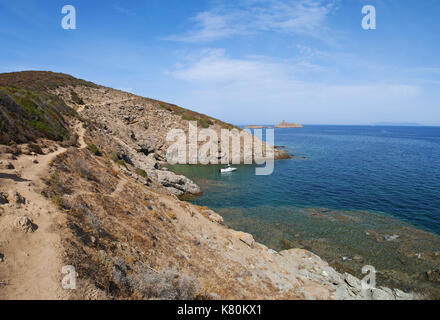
[{"x1": 169, "y1": 125, "x2": 440, "y2": 296}]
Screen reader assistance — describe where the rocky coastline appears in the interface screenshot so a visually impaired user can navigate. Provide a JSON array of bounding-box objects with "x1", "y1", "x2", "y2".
[{"x1": 0, "y1": 71, "x2": 419, "y2": 300}]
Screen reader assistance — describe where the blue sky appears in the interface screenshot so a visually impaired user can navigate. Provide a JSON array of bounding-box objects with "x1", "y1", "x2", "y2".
[{"x1": 0, "y1": 0, "x2": 439, "y2": 125}]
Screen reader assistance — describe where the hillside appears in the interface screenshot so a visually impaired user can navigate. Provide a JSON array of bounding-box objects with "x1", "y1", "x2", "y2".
[{"x1": 0, "y1": 71, "x2": 416, "y2": 300}]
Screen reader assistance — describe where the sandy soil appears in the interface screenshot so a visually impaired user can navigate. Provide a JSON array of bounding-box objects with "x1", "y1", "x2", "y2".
[{"x1": 0, "y1": 122, "x2": 86, "y2": 300}]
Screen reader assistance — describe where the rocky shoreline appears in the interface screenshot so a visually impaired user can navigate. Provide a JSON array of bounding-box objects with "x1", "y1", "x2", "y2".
[{"x1": 0, "y1": 71, "x2": 420, "y2": 299}]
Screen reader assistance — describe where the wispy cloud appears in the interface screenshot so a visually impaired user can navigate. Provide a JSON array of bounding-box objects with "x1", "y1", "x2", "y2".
[
  {"x1": 167, "y1": 48, "x2": 422, "y2": 124},
  {"x1": 169, "y1": 48, "x2": 328, "y2": 81},
  {"x1": 166, "y1": 0, "x2": 337, "y2": 42}
]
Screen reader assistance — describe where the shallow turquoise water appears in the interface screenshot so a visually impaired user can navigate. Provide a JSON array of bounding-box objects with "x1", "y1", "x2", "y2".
[
  {"x1": 169, "y1": 125, "x2": 440, "y2": 295},
  {"x1": 174, "y1": 125, "x2": 440, "y2": 235}
]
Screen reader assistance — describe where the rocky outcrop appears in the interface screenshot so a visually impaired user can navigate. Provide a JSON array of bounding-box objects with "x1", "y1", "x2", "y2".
[
  {"x1": 271, "y1": 248, "x2": 417, "y2": 300},
  {"x1": 151, "y1": 170, "x2": 201, "y2": 196},
  {"x1": 14, "y1": 216, "x2": 37, "y2": 233},
  {"x1": 275, "y1": 121, "x2": 303, "y2": 128}
]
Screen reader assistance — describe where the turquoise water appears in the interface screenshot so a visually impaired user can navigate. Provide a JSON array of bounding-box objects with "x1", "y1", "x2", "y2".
[{"x1": 170, "y1": 125, "x2": 440, "y2": 295}]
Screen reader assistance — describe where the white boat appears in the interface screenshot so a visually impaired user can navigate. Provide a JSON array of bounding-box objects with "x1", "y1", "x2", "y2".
[{"x1": 220, "y1": 165, "x2": 237, "y2": 173}]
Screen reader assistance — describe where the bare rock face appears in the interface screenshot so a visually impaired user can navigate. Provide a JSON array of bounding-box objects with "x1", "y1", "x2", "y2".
[
  {"x1": 113, "y1": 144, "x2": 200, "y2": 196},
  {"x1": 136, "y1": 138, "x2": 158, "y2": 156},
  {"x1": 234, "y1": 231, "x2": 255, "y2": 248},
  {"x1": 152, "y1": 170, "x2": 201, "y2": 196},
  {"x1": 14, "y1": 216, "x2": 37, "y2": 233},
  {"x1": 205, "y1": 210, "x2": 224, "y2": 224},
  {"x1": 199, "y1": 208, "x2": 224, "y2": 224}
]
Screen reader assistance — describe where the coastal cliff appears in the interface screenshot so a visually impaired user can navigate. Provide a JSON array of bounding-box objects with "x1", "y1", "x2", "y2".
[{"x1": 0, "y1": 71, "x2": 416, "y2": 300}]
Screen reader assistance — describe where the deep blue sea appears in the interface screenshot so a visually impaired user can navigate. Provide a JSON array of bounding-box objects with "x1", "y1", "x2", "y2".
[
  {"x1": 170, "y1": 125, "x2": 440, "y2": 293},
  {"x1": 180, "y1": 125, "x2": 440, "y2": 234}
]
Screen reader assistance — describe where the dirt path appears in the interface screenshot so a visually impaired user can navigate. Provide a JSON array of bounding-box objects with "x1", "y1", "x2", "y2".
[
  {"x1": 0, "y1": 123, "x2": 86, "y2": 300},
  {"x1": 73, "y1": 121, "x2": 87, "y2": 149}
]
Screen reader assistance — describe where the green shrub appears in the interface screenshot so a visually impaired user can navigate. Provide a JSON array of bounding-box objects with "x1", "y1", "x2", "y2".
[
  {"x1": 198, "y1": 118, "x2": 212, "y2": 128},
  {"x1": 73, "y1": 158, "x2": 94, "y2": 180},
  {"x1": 88, "y1": 144, "x2": 102, "y2": 156},
  {"x1": 135, "y1": 168, "x2": 147, "y2": 178},
  {"x1": 111, "y1": 152, "x2": 119, "y2": 162},
  {"x1": 70, "y1": 90, "x2": 84, "y2": 105},
  {"x1": 52, "y1": 195, "x2": 65, "y2": 208},
  {"x1": 181, "y1": 114, "x2": 196, "y2": 121}
]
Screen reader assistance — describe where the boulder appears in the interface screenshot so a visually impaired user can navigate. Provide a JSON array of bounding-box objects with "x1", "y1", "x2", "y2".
[
  {"x1": 200, "y1": 209, "x2": 224, "y2": 224},
  {"x1": 14, "y1": 216, "x2": 37, "y2": 233},
  {"x1": 235, "y1": 231, "x2": 255, "y2": 248},
  {"x1": 344, "y1": 272, "x2": 362, "y2": 295},
  {"x1": 136, "y1": 139, "x2": 156, "y2": 155},
  {"x1": 426, "y1": 267, "x2": 440, "y2": 283},
  {"x1": 393, "y1": 288, "x2": 414, "y2": 300},
  {"x1": 371, "y1": 288, "x2": 395, "y2": 300},
  {"x1": 208, "y1": 212, "x2": 224, "y2": 224},
  {"x1": 154, "y1": 170, "x2": 201, "y2": 196}
]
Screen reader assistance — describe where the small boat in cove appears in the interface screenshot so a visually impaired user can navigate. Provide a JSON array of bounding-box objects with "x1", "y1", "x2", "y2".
[{"x1": 220, "y1": 164, "x2": 237, "y2": 173}]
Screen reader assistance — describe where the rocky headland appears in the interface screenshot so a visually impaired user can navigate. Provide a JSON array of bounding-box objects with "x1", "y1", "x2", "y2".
[{"x1": 275, "y1": 121, "x2": 304, "y2": 128}]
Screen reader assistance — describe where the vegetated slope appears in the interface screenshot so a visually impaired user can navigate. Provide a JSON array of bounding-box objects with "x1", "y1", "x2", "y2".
[
  {"x1": 0, "y1": 71, "x2": 102, "y2": 145},
  {"x1": 0, "y1": 71, "x2": 237, "y2": 146}
]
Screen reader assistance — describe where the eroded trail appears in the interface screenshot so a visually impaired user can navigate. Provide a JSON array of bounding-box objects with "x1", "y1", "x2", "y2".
[{"x1": 0, "y1": 123, "x2": 86, "y2": 300}]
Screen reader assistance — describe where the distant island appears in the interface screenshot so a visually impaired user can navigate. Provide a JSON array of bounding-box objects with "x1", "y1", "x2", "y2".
[
  {"x1": 275, "y1": 121, "x2": 303, "y2": 128},
  {"x1": 244, "y1": 125, "x2": 273, "y2": 129}
]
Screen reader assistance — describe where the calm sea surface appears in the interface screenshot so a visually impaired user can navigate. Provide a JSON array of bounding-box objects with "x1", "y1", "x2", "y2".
[{"x1": 170, "y1": 125, "x2": 440, "y2": 295}]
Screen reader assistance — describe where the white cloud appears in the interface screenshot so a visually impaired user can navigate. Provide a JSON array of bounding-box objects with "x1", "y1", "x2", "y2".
[
  {"x1": 169, "y1": 48, "x2": 328, "y2": 82},
  {"x1": 166, "y1": 0, "x2": 337, "y2": 42},
  {"x1": 167, "y1": 49, "x2": 422, "y2": 124}
]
